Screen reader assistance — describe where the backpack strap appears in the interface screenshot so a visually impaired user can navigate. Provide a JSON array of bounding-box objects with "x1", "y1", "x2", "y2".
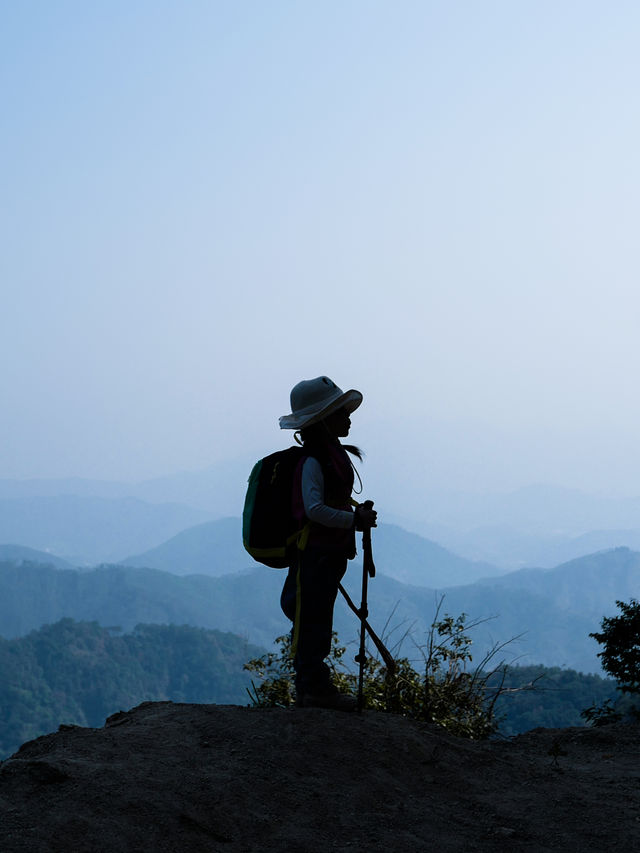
[{"x1": 294, "y1": 522, "x2": 311, "y2": 552}]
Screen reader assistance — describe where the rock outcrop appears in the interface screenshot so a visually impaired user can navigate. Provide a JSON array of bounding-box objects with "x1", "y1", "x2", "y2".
[{"x1": 0, "y1": 702, "x2": 638, "y2": 852}]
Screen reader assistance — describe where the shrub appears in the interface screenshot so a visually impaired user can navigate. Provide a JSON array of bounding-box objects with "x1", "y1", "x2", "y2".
[{"x1": 245, "y1": 603, "x2": 510, "y2": 739}]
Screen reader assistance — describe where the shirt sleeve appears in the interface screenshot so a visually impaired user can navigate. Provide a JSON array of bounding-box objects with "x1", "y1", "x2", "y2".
[{"x1": 301, "y1": 457, "x2": 355, "y2": 529}]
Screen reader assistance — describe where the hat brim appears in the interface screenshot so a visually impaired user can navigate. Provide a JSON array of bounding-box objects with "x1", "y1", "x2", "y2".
[{"x1": 279, "y1": 389, "x2": 363, "y2": 430}]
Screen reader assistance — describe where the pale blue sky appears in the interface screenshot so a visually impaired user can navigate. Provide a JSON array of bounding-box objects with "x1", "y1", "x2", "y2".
[{"x1": 2, "y1": 1, "x2": 640, "y2": 497}]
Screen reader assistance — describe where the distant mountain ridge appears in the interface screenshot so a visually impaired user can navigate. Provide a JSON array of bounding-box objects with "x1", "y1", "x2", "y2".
[
  {"x1": 4, "y1": 471, "x2": 640, "y2": 572},
  {"x1": 476, "y1": 546, "x2": 640, "y2": 620},
  {"x1": 0, "y1": 495, "x2": 211, "y2": 565},
  {"x1": 426, "y1": 523, "x2": 640, "y2": 570},
  {"x1": 391, "y1": 484, "x2": 640, "y2": 569},
  {"x1": 122, "y1": 518, "x2": 249, "y2": 577},
  {"x1": 122, "y1": 519, "x2": 502, "y2": 587},
  {"x1": 0, "y1": 544, "x2": 76, "y2": 571},
  {"x1": 349, "y1": 522, "x2": 500, "y2": 587},
  {"x1": 0, "y1": 562, "x2": 288, "y2": 650},
  {"x1": 0, "y1": 455, "x2": 256, "y2": 516},
  {"x1": 3, "y1": 546, "x2": 639, "y2": 673}
]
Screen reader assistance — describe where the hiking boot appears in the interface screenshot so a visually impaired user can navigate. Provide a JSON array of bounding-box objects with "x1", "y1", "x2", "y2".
[{"x1": 299, "y1": 688, "x2": 357, "y2": 712}]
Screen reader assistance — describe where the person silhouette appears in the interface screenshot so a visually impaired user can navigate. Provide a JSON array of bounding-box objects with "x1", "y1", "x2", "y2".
[{"x1": 278, "y1": 376, "x2": 377, "y2": 710}]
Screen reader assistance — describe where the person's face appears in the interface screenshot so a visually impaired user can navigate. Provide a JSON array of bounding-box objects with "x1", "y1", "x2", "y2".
[{"x1": 323, "y1": 407, "x2": 351, "y2": 438}]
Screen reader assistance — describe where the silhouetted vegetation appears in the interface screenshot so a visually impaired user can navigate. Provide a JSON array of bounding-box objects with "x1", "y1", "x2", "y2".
[
  {"x1": 246, "y1": 607, "x2": 516, "y2": 739},
  {"x1": 245, "y1": 618, "x2": 619, "y2": 738},
  {"x1": 590, "y1": 598, "x2": 640, "y2": 694},
  {"x1": 583, "y1": 598, "x2": 640, "y2": 724}
]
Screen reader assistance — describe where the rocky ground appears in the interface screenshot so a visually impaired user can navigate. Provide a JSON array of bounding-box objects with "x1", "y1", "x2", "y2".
[{"x1": 0, "y1": 702, "x2": 638, "y2": 852}]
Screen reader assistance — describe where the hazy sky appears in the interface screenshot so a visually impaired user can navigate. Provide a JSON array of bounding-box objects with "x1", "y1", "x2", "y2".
[{"x1": 3, "y1": 1, "x2": 640, "y2": 496}]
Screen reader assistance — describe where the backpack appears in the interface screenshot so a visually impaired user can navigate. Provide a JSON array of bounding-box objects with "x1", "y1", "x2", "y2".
[{"x1": 242, "y1": 447, "x2": 309, "y2": 568}]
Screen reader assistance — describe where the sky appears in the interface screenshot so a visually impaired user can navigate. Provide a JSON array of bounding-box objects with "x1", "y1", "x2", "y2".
[{"x1": 2, "y1": 1, "x2": 640, "y2": 498}]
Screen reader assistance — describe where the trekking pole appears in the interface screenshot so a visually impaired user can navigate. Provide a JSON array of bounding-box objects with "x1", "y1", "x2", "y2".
[
  {"x1": 338, "y1": 583, "x2": 395, "y2": 673},
  {"x1": 355, "y1": 500, "x2": 376, "y2": 713}
]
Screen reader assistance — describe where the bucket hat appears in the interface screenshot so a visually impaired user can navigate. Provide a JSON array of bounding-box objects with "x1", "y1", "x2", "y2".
[{"x1": 279, "y1": 376, "x2": 363, "y2": 430}]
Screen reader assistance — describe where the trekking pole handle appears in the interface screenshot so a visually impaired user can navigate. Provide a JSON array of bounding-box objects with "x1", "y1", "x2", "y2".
[{"x1": 361, "y1": 500, "x2": 376, "y2": 578}]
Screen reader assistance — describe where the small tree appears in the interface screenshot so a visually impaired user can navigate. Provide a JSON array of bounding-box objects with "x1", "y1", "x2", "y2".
[
  {"x1": 589, "y1": 599, "x2": 640, "y2": 699},
  {"x1": 581, "y1": 599, "x2": 640, "y2": 725}
]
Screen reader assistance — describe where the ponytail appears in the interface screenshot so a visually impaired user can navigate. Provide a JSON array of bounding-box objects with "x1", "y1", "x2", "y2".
[{"x1": 342, "y1": 444, "x2": 363, "y2": 461}]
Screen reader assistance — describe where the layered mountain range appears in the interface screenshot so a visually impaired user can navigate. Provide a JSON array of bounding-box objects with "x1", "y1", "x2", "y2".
[
  {"x1": 2, "y1": 469, "x2": 640, "y2": 568},
  {"x1": 1, "y1": 470, "x2": 639, "y2": 677},
  {"x1": 2, "y1": 528, "x2": 639, "y2": 674}
]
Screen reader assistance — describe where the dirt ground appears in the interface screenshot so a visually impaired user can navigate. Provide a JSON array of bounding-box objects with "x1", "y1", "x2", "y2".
[{"x1": 0, "y1": 702, "x2": 638, "y2": 852}]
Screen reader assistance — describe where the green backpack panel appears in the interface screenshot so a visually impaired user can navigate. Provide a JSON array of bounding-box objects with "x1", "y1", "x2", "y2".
[{"x1": 242, "y1": 447, "x2": 308, "y2": 568}]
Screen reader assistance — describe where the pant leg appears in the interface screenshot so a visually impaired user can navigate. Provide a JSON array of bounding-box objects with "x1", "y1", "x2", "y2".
[{"x1": 280, "y1": 548, "x2": 347, "y2": 695}]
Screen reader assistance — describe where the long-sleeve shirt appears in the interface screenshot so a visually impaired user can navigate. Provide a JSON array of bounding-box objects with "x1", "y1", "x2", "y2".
[{"x1": 301, "y1": 457, "x2": 355, "y2": 529}]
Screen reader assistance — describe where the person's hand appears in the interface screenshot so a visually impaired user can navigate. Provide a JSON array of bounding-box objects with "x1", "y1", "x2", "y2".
[{"x1": 354, "y1": 502, "x2": 377, "y2": 530}]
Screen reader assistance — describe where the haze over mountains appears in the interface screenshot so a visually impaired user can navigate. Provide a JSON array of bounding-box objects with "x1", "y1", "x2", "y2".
[
  {"x1": 2, "y1": 466, "x2": 640, "y2": 569},
  {"x1": 1, "y1": 467, "x2": 639, "y2": 678},
  {"x1": 0, "y1": 495, "x2": 211, "y2": 566},
  {"x1": 0, "y1": 545, "x2": 75, "y2": 571},
  {"x1": 0, "y1": 458, "x2": 254, "y2": 517},
  {"x1": 401, "y1": 483, "x2": 640, "y2": 569},
  {"x1": 123, "y1": 519, "x2": 499, "y2": 588},
  {"x1": 123, "y1": 518, "x2": 249, "y2": 577}
]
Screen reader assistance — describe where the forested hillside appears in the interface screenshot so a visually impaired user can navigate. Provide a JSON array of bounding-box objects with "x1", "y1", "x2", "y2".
[
  {"x1": 0, "y1": 619, "x2": 621, "y2": 761},
  {"x1": 0, "y1": 561, "x2": 288, "y2": 648},
  {"x1": 0, "y1": 619, "x2": 262, "y2": 758}
]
